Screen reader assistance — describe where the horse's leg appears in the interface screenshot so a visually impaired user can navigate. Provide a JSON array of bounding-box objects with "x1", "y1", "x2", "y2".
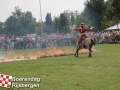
[
  {"x1": 74, "y1": 47, "x2": 78, "y2": 56},
  {"x1": 74, "y1": 41, "x2": 79, "y2": 56},
  {"x1": 75, "y1": 37, "x2": 81, "y2": 57},
  {"x1": 88, "y1": 47, "x2": 92, "y2": 57},
  {"x1": 74, "y1": 44, "x2": 80, "y2": 57},
  {"x1": 76, "y1": 47, "x2": 80, "y2": 57},
  {"x1": 74, "y1": 46, "x2": 76, "y2": 56}
]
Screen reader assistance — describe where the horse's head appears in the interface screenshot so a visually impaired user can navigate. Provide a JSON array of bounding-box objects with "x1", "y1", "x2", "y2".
[{"x1": 91, "y1": 39, "x2": 96, "y2": 46}]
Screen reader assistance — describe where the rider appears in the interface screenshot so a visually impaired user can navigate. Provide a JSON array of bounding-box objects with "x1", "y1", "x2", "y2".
[{"x1": 73, "y1": 22, "x2": 91, "y2": 47}]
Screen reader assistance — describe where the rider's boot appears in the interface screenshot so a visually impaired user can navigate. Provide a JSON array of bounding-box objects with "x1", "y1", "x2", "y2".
[
  {"x1": 79, "y1": 38, "x2": 83, "y2": 48},
  {"x1": 79, "y1": 44, "x2": 82, "y2": 48}
]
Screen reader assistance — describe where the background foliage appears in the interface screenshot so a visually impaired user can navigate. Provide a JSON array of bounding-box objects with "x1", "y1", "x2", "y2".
[{"x1": 0, "y1": 0, "x2": 119, "y2": 36}]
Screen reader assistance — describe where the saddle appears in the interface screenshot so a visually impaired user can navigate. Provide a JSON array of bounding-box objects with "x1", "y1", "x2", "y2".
[{"x1": 79, "y1": 37, "x2": 86, "y2": 45}]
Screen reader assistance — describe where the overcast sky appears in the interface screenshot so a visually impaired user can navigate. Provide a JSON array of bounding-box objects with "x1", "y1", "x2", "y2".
[{"x1": 0, "y1": 0, "x2": 86, "y2": 22}]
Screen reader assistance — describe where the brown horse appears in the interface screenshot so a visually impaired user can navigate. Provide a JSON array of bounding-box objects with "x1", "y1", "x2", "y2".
[{"x1": 74, "y1": 38, "x2": 95, "y2": 57}]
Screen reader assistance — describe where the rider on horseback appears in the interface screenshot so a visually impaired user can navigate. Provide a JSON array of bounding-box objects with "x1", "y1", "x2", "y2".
[{"x1": 74, "y1": 22, "x2": 91, "y2": 47}]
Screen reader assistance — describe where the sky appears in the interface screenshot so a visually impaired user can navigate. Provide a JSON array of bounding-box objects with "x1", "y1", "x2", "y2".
[{"x1": 0, "y1": 0, "x2": 86, "y2": 22}]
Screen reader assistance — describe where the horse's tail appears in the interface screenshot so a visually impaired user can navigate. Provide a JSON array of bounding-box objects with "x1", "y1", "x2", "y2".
[{"x1": 91, "y1": 39, "x2": 95, "y2": 46}]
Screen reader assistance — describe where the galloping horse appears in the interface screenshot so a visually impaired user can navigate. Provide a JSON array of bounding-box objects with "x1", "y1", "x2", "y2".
[{"x1": 74, "y1": 37, "x2": 95, "y2": 57}]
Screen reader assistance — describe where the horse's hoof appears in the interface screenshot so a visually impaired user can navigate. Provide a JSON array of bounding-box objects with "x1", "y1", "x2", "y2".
[
  {"x1": 76, "y1": 55, "x2": 78, "y2": 57},
  {"x1": 88, "y1": 55, "x2": 92, "y2": 58},
  {"x1": 74, "y1": 53, "x2": 76, "y2": 56}
]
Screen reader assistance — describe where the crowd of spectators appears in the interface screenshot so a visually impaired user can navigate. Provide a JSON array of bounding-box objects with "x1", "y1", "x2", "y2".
[
  {"x1": 0, "y1": 32, "x2": 74, "y2": 51},
  {"x1": 0, "y1": 30, "x2": 120, "y2": 51},
  {"x1": 94, "y1": 30, "x2": 120, "y2": 44}
]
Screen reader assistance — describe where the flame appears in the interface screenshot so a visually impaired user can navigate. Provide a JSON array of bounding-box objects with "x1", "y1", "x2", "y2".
[
  {"x1": 0, "y1": 46, "x2": 97, "y2": 63},
  {"x1": 79, "y1": 49, "x2": 89, "y2": 54},
  {"x1": 79, "y1": 46, "x2": 97, "y2": 54}
]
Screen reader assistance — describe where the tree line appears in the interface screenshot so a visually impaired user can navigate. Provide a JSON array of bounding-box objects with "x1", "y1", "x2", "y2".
[{"x1": 0, "y1": 0, "x2": 119, "y2": 36}]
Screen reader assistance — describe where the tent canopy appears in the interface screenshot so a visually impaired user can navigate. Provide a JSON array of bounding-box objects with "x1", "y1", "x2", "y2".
[{"x1": 105, "y1": 23, "x2": 120, "y2": 30}]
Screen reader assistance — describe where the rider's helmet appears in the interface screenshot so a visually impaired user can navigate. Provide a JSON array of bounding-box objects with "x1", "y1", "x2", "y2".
[
  {"x1": 80, "y1": 22, "x2": 85, "y2": 28},
  {"x1": 80, "y1": 22, "x2": 85, "y2": 25}
]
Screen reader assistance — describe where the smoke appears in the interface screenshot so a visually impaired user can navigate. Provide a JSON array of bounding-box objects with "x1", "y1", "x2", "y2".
[{"x1": 0, "y1": 53, "x2": 6, "y2": 63}]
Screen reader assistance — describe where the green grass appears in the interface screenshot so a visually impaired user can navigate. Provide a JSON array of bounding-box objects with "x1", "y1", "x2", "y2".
[{"x1": 0, "y1": 44, "x2": 120, "y2": 90}]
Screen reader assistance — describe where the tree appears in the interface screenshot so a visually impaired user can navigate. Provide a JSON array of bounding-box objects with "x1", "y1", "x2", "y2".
[
  {"x1": 112, "y1": 0, "x2": 120, "y2": 18},
  {"x1": 63, "y1": 10, "x2": 76, "y2": 28},
  {"x1": 23, "y1": 11, "x2": 35, "y2": 34},
  {"x1": 59, "y1": 13, "x2": 69, "y2": 33},
  {"x1": 75, "y1": 13, "x2": 89, "y2": 28},
  {"x1": 5, "y1": 16, "x2": 16, "y2": 35},
  {"x1": 101, "y1": 0, "x2": 115, "y2": 29},
  {"x1": 64, "y1": 10, "x2": 71, "y2": 26},
  {"x1": 5, "y1": 6, "x2": 36, "y2": 36},
  {"x1": 45, "y1": 13, "x2": 52, "y2": 34},
  {"x1": 70, "y1": 13, "x2": 75, "y2": 28},
  {"x1": 53, "y1": 17, "x2": 60, "y2": 33},
  {"x1": 84, "y1": 0, "x2": 105, "y2": 30},
  {"x1": 0, "y1": 22, "x2": 5, "y2": 34},
  {"x1": 111, "y1": 0, "x2": 120, "y2": 29}
]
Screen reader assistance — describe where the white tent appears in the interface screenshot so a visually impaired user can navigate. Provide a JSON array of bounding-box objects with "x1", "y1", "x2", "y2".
[{"x1": 105, "y1": 23, "x2": 120, "y2": 30}]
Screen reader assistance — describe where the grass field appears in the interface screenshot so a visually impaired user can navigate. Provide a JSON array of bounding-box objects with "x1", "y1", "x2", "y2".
[{"x1": 0, "y1": 44, "x2": 120, "y2": 90}]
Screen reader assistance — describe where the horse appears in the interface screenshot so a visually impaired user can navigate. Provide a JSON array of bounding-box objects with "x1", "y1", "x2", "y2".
[{"x1": 74, "y1": 37, "x2": 95, "y2": 57}]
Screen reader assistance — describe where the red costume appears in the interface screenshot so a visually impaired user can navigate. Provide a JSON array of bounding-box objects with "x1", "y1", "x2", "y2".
[{"x1": 74, "y1": 22, "x2": 91, "y2": 45}]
